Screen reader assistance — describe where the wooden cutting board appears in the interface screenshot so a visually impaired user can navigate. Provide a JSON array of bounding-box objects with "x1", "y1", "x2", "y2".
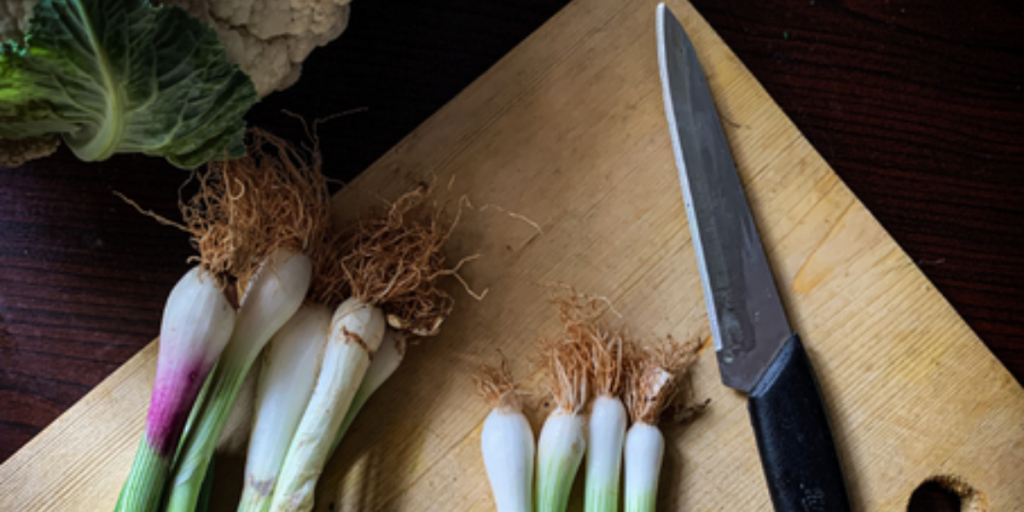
[{"x1": 2, "y1": 0, "x2": 1022, "y2": 510}]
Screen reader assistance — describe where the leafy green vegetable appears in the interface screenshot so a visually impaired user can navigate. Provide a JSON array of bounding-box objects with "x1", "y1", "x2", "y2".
[{"x1": 0, "y1": 0, "x2": 258, "y2": 168}]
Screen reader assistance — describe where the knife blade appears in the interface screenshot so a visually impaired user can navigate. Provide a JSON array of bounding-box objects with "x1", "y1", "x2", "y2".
[{"x1": 656, "y1": 4, "x2": 852, "y2": 511}]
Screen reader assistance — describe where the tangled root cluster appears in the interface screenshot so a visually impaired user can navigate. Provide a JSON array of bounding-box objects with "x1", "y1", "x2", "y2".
[
  {"x1": 181, "y1": 128, "x2": 331, "y2": 288},
  {"x1": 538, "y1": 293, "x2": 611, "y2": 414},
  {"x1": 473, "y1": 355, "x2": 523, "y2": 412},
  {"x1": 327, "y1": 190, "x2": 454, "y2": 336},
  {"x1": 555, "y1": 294, "x2": 626, "y2": 399},
  {"x1": 623, "y1": 336, "x2": 704, "y2": 425},
  {"x1": 540, "y1": 291, "x2": 706, "y2": 426},
  {"x1": 180, "y1": 128, "x2": 459, "y2": 338},
  {"x1": 175, "y1": 126, "x2": 468, "y2": 344}
]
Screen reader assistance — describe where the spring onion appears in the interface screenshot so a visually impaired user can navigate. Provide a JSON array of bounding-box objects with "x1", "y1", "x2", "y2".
[
  {"x1": 536, "y1": 337, "x2": 589, "y2": 512},
  {"x1": 268, "y1": 298, "x2": 386, "y2": 512},
  {"x1": 239, "y1": 271, "x2": 410, "y2": 511},
  {"x1": 266, "y1": 191, "x2": 455, "y2": 512},
  {"x1": 622, "y1": 338, "x2": 703, "y2": 512},
  {"x1": 475, "y1": 358, "x2": 534, "y2": 512},
  {"x1": 114, "y1": 267, "x2": 235, "y2": 512},
  {"x1": 584, "y1": 332, "x2": 627, "y2": 512},
  {"x1": 168, "y1": 248, "x2": 313, "y2": 512}
]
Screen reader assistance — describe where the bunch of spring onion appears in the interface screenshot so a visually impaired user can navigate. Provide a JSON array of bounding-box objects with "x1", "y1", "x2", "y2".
[
  {"x1": 240, "y1": 190, "x2": 455, "y2": 512},
  {"x1": 475, "y1": 293, "x2": 706, "y2": 512},
  {"x1": 473, "y1": 294, "x2": 606, "y2": 512},
  {"x1": 622, "y1": 337, "x2": 704, "y2": 512},
  {"x1": 475, "y1": 294, "x2": 612, "y2": 512},
  {"x1": 244, "y1": 324, "x2": 409, "y2": 507},
  {"x1": 113, "y1": 129, "x2": 325, "y2": 512},
  {"x1": 475, "y1": 357, "x2": 534, "y2": 512},
  {"x1": 164, "y1": 130, "x2": 333, "y2": 512}
]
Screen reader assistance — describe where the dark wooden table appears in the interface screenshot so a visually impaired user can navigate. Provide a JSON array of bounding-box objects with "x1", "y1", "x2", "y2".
[{"x1": 2, "y1": 0, "x2": 1021, "y2": 484}]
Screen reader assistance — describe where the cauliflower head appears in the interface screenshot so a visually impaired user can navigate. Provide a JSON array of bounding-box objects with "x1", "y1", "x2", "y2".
[
  {"x1": 164, "y1": 0, "x2": 353, "y2": 97},
  {"x1": 0, "y1": 0, "x2": 33, "y2": 42}
]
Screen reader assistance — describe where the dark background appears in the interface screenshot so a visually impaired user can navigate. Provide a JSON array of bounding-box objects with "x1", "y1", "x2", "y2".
[{"x1": 1, "y1": 1, "x2": 1021, "y2": 496}]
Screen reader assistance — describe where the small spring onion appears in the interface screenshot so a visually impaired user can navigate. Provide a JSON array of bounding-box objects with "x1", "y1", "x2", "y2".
[
  {"x1": 584, "y1": 326, "x2": 627, "y2": 512},
  {"x1": 586, "y1": 395, "x2": 627, "y2": 512},
  {"x1": 622, "y1": 338, "x2": 704, "y2": 512},
  {"x1": 537, "y1": 411, "x2": 586, "y2": 512},
  {"x1": 536, "y1": 338, "x2": 589, "y2": 512},
  {"x1": 114, "y1": 267, "x2": 235, "y2": 512},
  {"x1": 475, "y1": 358, "x2": 534, "y2": 512},
  {"x1": 623, "y1": 421, "x2": 663, "y2": 512},
  {"x1": 237, "y1": 304, "x2": 331, "y2": 512}
]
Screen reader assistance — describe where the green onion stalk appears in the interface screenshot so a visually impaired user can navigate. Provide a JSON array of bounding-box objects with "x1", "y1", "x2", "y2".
[
  {"x1": 329, "y1": 328, "x2": 408, "y2": 455},
  {"x1": 535, "y1": 335, "x2": 590, "y2": 512}
]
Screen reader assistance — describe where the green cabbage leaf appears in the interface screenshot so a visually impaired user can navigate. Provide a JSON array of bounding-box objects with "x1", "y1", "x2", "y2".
[{"x1": 0, "y1": 0, "x2": 258, "y2": 168}]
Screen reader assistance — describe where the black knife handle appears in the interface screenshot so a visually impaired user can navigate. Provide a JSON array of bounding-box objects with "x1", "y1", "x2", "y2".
[{"x1": 748, "y1": 334, "x2": 852, "y2": 512}]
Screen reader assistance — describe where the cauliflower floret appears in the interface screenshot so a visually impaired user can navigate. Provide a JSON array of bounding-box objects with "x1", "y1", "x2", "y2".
[
  {"x1": 164, "y1": 0, "x2": 352, "y2": 97},
  {"x1": 0, "y1": 0, "x2": 34, "y2": 42}
]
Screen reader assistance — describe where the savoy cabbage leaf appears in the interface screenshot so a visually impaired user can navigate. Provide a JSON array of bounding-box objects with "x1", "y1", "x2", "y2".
[{"x1": 0, "y1": 0, "x2": 258, "y2": 168}]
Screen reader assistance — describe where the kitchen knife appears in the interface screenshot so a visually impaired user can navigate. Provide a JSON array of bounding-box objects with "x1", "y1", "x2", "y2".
[{"x1": 656, "y1": 4, "x2": 852, "y2": 511}]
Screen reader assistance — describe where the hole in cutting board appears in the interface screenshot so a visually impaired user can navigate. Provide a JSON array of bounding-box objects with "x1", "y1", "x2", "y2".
[{"x1": 906, "y1": 475, "x2": 988, "y2": 512}]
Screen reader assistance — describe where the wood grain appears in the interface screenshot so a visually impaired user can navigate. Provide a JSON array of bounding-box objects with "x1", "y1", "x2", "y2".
[
  {"x1": 2, "y1": 0, "x2": 1022, "y2": 465},
  {"x1": 2, "y1": 0, "x2": 1022, "y2": 510},
  {"x1": 0, "y1": 153, "x2": 196, "y2": 460}
]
